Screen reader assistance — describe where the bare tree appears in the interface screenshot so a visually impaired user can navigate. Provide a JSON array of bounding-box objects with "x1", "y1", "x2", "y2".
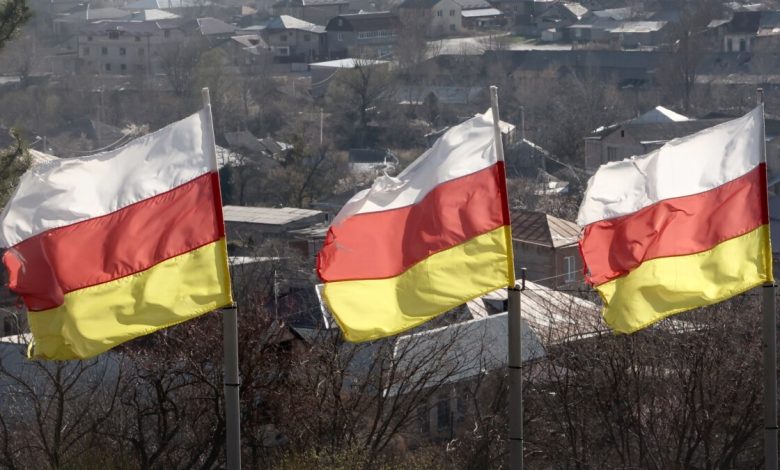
[{"x1": 0, "y1": 341, "x2": 123, "y2": 469}]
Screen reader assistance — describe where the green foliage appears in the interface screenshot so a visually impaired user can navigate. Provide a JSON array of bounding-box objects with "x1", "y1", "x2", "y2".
[
  {"x1": 0, "y1": 129, "x2": 30, "y2": 206},
  {"x1": 0, "y1": 0, "x2": 30, "y2": 50}
]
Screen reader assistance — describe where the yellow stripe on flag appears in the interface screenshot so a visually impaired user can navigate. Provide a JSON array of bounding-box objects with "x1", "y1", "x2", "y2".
[
  {"x1": 597, "y1": 225, "x2": 772, "y2": 333},
  {"x1": 28, "y1": 239, "x2": 233, "y2": 360},
  {"x1": 323, "y1": 226, "x2": 511, "y2": 342}
]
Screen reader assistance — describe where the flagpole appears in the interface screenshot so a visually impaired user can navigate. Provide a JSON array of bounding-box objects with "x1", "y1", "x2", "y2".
[
  {"x1": 201, "y1": 88, "x2": 242, "y2": 470},
  {"x1": 490, "y1": 86, "x2": 523, "y2": 470},
  {"x1": 758, "y1": 88, "x2": 778, "y2": 470}
]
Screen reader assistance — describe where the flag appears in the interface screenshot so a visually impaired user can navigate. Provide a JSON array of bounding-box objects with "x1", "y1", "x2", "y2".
[
  {"x1": 1, "y1": 110, "x2": 233, "y2": 360},
  {"x1": 578, "y1": 106, "x2": 773, "y2": 333},
  {"x1": 317, "y1": 112, "x2": 514, "y2": 342}
]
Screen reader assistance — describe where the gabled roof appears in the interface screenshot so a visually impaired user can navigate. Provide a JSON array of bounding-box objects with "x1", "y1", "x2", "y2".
[
  {"x1": 55, "y1": 7, "x2": 127, "y2": 22},
  {"x1": 124, "y1": 0, "x2": 213, "y2": 9},
  {"x1": 455, "y1": 0, "x2": 491, "y2": 9},
  {"x1": 309, "y1": 57, "x2": 389, "y2": 68},
  {"x1": 122, "y1": 8, "x2": 180, "y2": 20},
  {"x1": 615, "y1": 120, "x2": 727, "y2": 144},
  {"x1": 265, "y1": 15, "x2": 325, "y2": 33},
  {"x1": 273, "y1": 0, "x2": 348, "y2": 7},
  {"x1": 592, "y1": 7, "x2": 633, "y2": 21},
  {"x1": 194, "y1": 17, "x2": 237, "y2": 35},
  {"x1": 398, "y1": 0, "x2": 441, "y2": 10},
  {"x1": 325, "y1": 11, "x2": 401, "y2": 32},
  {"x1": 727, "y1": 11, "x2": 761, "y2": 34},
  {"x1": 461, "y1": 7, "x2": 502, "y2": 18},
  {"x1": 51, "y1": 117, "x2": 126, "y2": 145},
  {"x1": 231, "y1": 34, "x2": 269, "y2": 50},
  {"x1": 79, "y1": 19, "x2": 181, "y2": 35},
  {"x1": 631, "y1": 105, "x2": 689, "y2": 124},
  {"x1": 606, "y1": 20, "x2": 667, "y2": 33},
  {"x1": 511, "y1": 209, "x2": 580, "y2": 248},
  {"x1": 562, "y1": 2, "x2": 588, "y2": 19},
  {"x1": 386, "y1": 281, "x2": 603, "y2": 394},
  {"x1": 223, "y1": 205, "x2": 326, "y2": 228}
]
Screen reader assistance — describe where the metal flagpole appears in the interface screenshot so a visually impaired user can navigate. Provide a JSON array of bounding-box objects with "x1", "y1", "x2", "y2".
[
  {"x1": 758, "y1": 88, "x2": 778, "y2": 470},
  {"x1": 489, "y1": 86, "x2": 523, "y2": 470},
  {"x1": 222, "y1": 303, "x2": 241, "y2": 470},
  {"x1": 201, "y1": 88, "x2": 242, "y2": 470}
]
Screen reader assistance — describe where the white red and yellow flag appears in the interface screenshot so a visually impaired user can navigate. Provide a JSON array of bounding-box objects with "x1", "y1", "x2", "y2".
[
  {"x1": 317, "y1": 112, "x2": 514, "y2": 342},
  {"x1": 578, "y1": 106, "x2": 773, "y2": 333},
  {"x1": 1, "y1": 110, "x2": 233, "y2": 360}
]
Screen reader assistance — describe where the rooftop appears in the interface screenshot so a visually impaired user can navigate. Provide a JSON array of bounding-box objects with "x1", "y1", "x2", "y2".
[
  {"x1": 511, "y1": 209, "x2": 581, "y2": 248},
  {"x1": 223, "y1": 205, "x2": 326, "y2": 227}
]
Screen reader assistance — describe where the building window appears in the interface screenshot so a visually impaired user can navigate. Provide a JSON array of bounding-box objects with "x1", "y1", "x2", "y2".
[
  {"x1": 101, "y1": 47, "x2": 108, "y2": 56},
  {"x1": 280, "y1": 33, "x2": 287, "y2": 41},
  {"x1": 105, "y1": 63, "x2": 111, "y2": 71},
  {"x1": 83, "y1": 47, "x2": 90, "y2": 56},
  {"x1": 135, "y1": 36, "x2": 141, "y2": 42},
  {"x1": 109, "y1": 31, "x2": 119, "y2": 39},
  {"x1": 337, "y1": 32, "x2": 343, "y2": 41},
  {"x1": 417, "y1": 405, "x2": 430, "y2": 433},
  {"x1": 87, "y1": 35, "x2": 93, "y2": 41},
  {"x1": 120, "y1": 64, "x2": 127, "y2": 72},
  {"x1": 437, "y1": 9, "x2": 442, "y2": 16},
  {"x1": 450, "y1": 9, "x2": 455, "y2": 15},
  {"x1": 607, "y1": 146, "x2": 617, "y2": 162},
  {"x1": 119, "y1": 47, "x2": 126, "y2": 56},
  {"x1": 449, "y1": 24, "x2": 456, "y2": 31},
  {"x1": 436, "y1": 398, "x2": 451, "y2": 431},
  {"x1": 164, "y1": 30, "x2": 171, "y2": 38},
  {"x1": 564, "y1": 255, "x2": 576, "y2": 282},
  {"x1": 739, "y1": 38, "x2": 746, "y2": 52},
  {"x1": 727, "y1": 38, "x2": 733, "y2": 52}
]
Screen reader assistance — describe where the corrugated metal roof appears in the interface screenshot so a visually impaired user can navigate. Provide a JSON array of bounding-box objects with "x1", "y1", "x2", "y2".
[
  {"x1": 386, "y1": 281, "x2": 604, "y2": 394},
  {"x1": 606, "y1": 21, "x2": 667, "y2": 33},
  {"x1": 461, "y1": 7, "x2": 503, "y2": 17},
  {"x1": 223, "y1": 205, "x2": 325, "y2": 225},
  {"x1": 266, "y1": 15, "x2": 325, "y2": 33}
]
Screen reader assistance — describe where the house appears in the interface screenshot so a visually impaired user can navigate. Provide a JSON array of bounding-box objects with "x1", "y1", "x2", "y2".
[
  {"x1": 510, "y1": 209, "x2": 582, "y2": 288},
  {"x1": 398, "y1": 0, "x2": 460, "y2": 37},
  {"x1": 222, "y1": 205, "x2": 329, "y2": 255},
  {"x1": 47, "y1": 117, "x2": 128, "y2": 155},
  {"x1": 270, "y1": 0, "x2": 349, "y2": 26},
  {"x1": 181, "y1": 17, "x2": 238, "y2": 42},
  {"x1": 398, "y1": 0, "x2": 494, "y2": 37},
  {"x1": 325, "y1": 12, "x2": 401, "y2": 59},
  {"x1": 389, "y1": 281, "x2": 604, "y2": 438},
  {"x1": 604, "y1": 20, "x2": 668, "y2": 48},
  {"x1": 535, "y1": 1, "x2": 588, "y2": 39},
  {"x1": 755, "y1": 10, "x2": 780, "y2": 51},
  {"x1": 122, "y1": 0, "x2": 223, "y2": 17},
  {"x1": 583, "y1": 111, "x2": 726, "y2": 171},
  {"x1": 52, "y1": 6, "x2": 130, "y2": 36},
  {"x1": 723, "y1": 10, "x2": 761, "y2": 53},
  {"x1": 222, "y1": 34, "x2": 272, "y2": 68},
  {"x1": 261, "y1": 15, "x2": 326, "y2": 63},
  {"x1": 76, "y1": 19, "x2": 184, "y2": 76}
]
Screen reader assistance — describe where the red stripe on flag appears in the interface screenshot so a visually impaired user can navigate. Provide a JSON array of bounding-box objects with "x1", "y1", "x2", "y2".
[
  {"x1": 4, "y1": 172, "x2": 224, "y2": 311},
  {"x1": 580, "y1": 164, "x2": 768, "y2": 286},
  {"x1": 318, "y1": 163, "x2": 508, "y2": 282}
]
